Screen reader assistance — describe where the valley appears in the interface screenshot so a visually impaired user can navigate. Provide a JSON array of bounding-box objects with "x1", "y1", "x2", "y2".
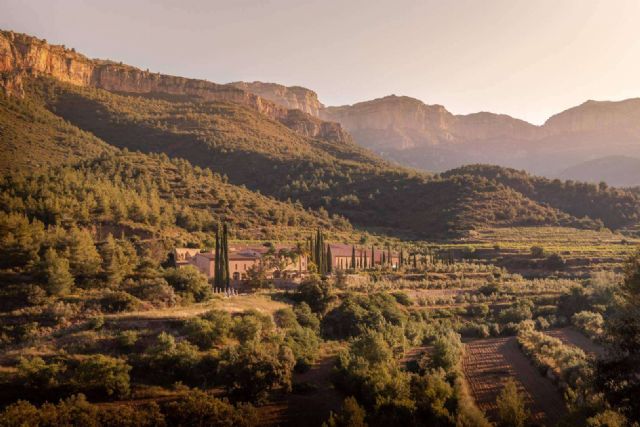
[{"x1": 0, "y1": 27, "x2": 638, "y2": 427}]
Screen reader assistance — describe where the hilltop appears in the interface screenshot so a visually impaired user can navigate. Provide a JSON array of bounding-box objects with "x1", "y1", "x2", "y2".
[{"x1": 558, "y1": 156, "x2": 640, "y2": 187}]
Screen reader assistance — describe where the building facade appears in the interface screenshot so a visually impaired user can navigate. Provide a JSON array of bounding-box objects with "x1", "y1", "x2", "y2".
[{"x1": 174, "y1": 245, "x2": 307, "y2": 282}]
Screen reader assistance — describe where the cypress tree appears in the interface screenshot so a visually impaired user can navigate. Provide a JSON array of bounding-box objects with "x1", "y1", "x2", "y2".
[
  {"x1": 222, "y1": 223, "x2": 230, "y2": 289},
  {"x1": 326, "y1": 244, "x2": 332, "y2": 273},
  {"x1": 351, "y1": 245, "x2": 356, "y2": 269},
  {"x1": 214, "y1": 224, "x2": 221, "y2": 287},
  {"x1": 413, "y1": 253, "x2": 417, "y2": 269},
  {"x1": 315, "y1": 229, "x2": 321, "y2": 271},
  {"x1": 371, "y1": 246, "x2": 375, "y2": 267}
]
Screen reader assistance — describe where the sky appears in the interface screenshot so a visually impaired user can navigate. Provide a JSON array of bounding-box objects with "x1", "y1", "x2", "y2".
[{"x1": 2, "y1": 0, "x2": 639, "y2": 124}]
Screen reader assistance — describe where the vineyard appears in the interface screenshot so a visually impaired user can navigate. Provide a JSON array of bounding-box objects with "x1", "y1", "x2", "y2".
[{"x1": 463, "y1": 337, "x2": 566, "y2": 425}]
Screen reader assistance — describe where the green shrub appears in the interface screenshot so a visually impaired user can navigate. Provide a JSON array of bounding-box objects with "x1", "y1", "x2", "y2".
[
  {"x1": 467, "y1": 304, "x2": 490, "y2": 317},
  {"x1": 391, "y1": 291, "x2": 413, "y2": 306},
  {"x1": 184, "y1": 310, "x2": 232, "y2": 349},
  {"x1": 530, "y1": 246, "x2": 545, "y2": 258},
  {"x1": 162, "y1": 389, "x2": 257, "y2": 426},
  {"x1": 164, "y1": 266, "x2": 212, "y2": 302},
  {"x1": 72, "y1": 355, "x2": 131, "y2": 398},
  {"x1": 217, "y1": 343, "x2": 295, "y2": 404},
  {"x1": 273, "y1": 307, "x2": 299, "y2": 329},
  {"x1": 496, "y1": 379, "x2": 529, "y2": 427},
  {"x1": 572, "y1": 310, "x2": 604, "y2": 340},
  {"x1": 126, "y1": 277, "x2": 177, "y2": 307},
  {"x1": 117, "y1": 330, "x2": 139, "y2": 350},
  {"x1": 294, "y1": 302, "x2": 320, "y2": 332},
  {"x1": 285, "y1": 326, "x2": 320, "y2": 371},
  {"x1": 17, "y1": 356, "x2": 65, "y2": 390},
  {"x1": 430, "y1": 331, "x2": 464, "y2": 371},
  {"x1": 99, "y1": 291, "x2": 141, "y2": 313}
]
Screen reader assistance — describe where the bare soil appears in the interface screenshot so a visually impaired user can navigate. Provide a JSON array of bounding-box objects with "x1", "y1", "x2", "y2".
[{"x1": 463, "y1": 336, "x2": 566, "y2": 426}]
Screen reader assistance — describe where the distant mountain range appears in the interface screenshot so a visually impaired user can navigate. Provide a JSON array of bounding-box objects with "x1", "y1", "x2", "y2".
[
  {"x1": 2, "y1": 29, "x2": 639, "y2": 236},
  {"x1": 232, "y1": 82, "x2": 640, "y2": 185},
  {"x1": 559, "y1": 156, "x2": 640, "y2": 188}
]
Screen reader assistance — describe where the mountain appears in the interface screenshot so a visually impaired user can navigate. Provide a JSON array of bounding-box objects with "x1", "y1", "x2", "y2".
[
  {"x1": 230, "y1": 81, "x2": 324, "y2": 117},
  {"x1": 559, "y1": 156, "x2": 640, "y2": 187},
  {"x1": 233, "y1": 83, "x2": 640, "y2": 180},
  {"x1": 0, "y1": 30, "x2": 349, "y2": 144},
  {"x1": 1, "y1": 29, "x2": 639, "y2": 236}
]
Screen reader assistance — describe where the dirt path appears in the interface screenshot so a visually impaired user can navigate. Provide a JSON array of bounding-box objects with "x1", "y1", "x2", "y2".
[
  {"x1": 547, "y1": 327, "x2": 605, "y2": 357},
  {"x1": 463, "y1": 336, "x2": 566, "y2": 426}
]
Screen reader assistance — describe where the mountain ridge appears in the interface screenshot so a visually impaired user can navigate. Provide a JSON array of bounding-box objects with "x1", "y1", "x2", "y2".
[
  {"x1": 2, "y1": 29, "x2": 639, "y2": 237},
  {"x1": 0, "y1": 29, "x2": 350, "y2": 144},
  {"x1": 234, "y1": 83, "x2": 640, "y2": 178}
]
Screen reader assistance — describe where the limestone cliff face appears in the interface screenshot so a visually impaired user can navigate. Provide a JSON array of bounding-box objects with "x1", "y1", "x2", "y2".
[
  {"x1": 544, "y1": 98, "x2": 640, "y2": 134},
  {"x1": 0, "y1": 30, "x2": 348, "y2": 143},
  {"x1": 317, "y1": 93, "x2": 640, "y2": 176},
  {"x1": 231, "y1": 81, "x2": 325, "y2": 117},
  {"x1": 321, "y1": 95, "x2": 458, "y2": 150},
  {"x1": 454, "y1": 112, "x2": 540, "y2": 141}
]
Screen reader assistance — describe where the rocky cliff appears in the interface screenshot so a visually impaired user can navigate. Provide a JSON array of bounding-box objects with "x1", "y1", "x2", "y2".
[
  {"x1": 544, "y1": 98, "x2": 640, "y2": 134},
  {"x1": 320, "y1": 94, "x2": 640, "y2": 176},
  {"x1": 230, "y1": 81, "x2": 325, "y2": 117},
  {"x1": 0, "y1": 30, "x2": 349, "y2": 143}
]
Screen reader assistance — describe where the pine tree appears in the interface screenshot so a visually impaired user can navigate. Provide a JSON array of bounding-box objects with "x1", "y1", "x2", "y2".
[
  {"x1": 67, "y1": 227, "x2": 101, "y2": 280},
  {"x1": 41, "y1": 248, "x2": 73, "y2": 295},
  {"x1": 100, "y1": 234, "x2": 124, "y2": 286}
]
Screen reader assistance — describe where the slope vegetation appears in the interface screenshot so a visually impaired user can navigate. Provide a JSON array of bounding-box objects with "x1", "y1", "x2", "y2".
[
  {"x1": 0, "y1": 92, "x2": 114, "y2": 172},
  {"x1": 20, "y1": 77, "x2": 595, "y2": 236},
  {"x1": 443, "y1": 165, "x2": 640, "y2": 229}
]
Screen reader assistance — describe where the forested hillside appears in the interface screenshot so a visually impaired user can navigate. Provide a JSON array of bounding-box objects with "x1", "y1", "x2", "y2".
[
  {"x1": 0, "y1": 151, "x2": 350, "y2": 245},
  {"x1": 0, "y1": 92, "x2": 114, "y2": 172},
  {"x1": 13, "y1": 77, "x2": 611, "y2": 236},
  {"x1": 443, "y1": 165, "x2": 640, "y2": 230}
]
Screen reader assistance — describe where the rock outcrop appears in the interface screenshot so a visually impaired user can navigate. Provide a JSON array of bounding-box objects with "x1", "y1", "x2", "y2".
[
  {"x1": 320, "y1": 94, "x2": 640, "y2": 176},
  {"x1": 0, "y1": 30, "x2": 349, "y2": 143},
  {"x1": 230, "y1": 81, "x2": 325, "y2": 117}
]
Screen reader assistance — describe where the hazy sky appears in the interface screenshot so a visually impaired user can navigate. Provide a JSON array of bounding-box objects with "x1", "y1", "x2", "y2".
[{"x1": 2, "y1": 0, "x2": 639, "y2": 124}]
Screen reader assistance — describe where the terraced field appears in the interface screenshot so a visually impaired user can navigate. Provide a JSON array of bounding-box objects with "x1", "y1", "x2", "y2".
[
  {"x1": 445, "y1": 227, "x2": 640, "y2": 278},
  {"x1": 463, "y1": 337, "x2": 566, "y2": 426}
]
